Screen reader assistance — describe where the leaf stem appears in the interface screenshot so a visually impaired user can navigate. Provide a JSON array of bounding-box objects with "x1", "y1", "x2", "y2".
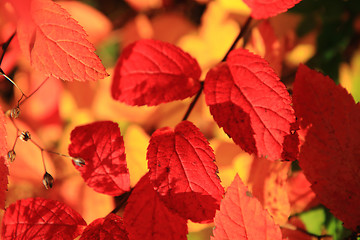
[
  {"x1": 221, "y1": 16, "x2": 252, "y2": 62},
  {"x1": 182, "y1": 82, "x2": 204, "y2": 121},
  {"x1": 0, "y1": 32, "x2": 16, "y2": 66},
  {"x1": 181, "y1": 16, "x2": 253, "y2": 121}
]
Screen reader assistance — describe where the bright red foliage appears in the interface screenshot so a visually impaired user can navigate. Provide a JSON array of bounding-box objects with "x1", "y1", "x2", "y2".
[
  {"x1": 147, "y1": 120, "x2": 224, "y2": 223},
  {"x1": 9, "y1": 0, "x2": 108, "y2": 82},
  {"x1": 111, "y1": 39, "x2": 201, "y2": 106},
  {"x1": 212, "y1": 174, "x2": 282, "y2": 240},
  {"x1": 80, "y1": 214, "x2": 128, "y2": 240},
  {"x1": 123, "y1": 173, "x2": 188, "y2": 240},
  {"x1": 204, "y1": 48, "x2": 295, "y2": 161},
  {"x1": 293, "y1": 64, "x2": 360, "y2": 230},
  {"x1": 0, "y1": 109, "x2": 8, "y2": 210},
  {"x1": 68, "y1": 121, "x2": 130, "y2": 196},
  {"x1": 243, "y1": 0, "x2": 302, "y2": 19},
  {"x1": 1, "y1": 197, "x2": 87, "y2": 240}
]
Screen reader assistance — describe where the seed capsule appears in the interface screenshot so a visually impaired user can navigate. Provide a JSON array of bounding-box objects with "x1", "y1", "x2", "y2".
[
  {"x1": 20, "y1": 131, "x2": 31, "y2": 142},
  {"x1": 42, "y1": 172, "x2": 54, "y2": 189},
  {"x1": 72, "y1": 157, "x2": 85, "y2": 167},
  {"x1": 10, "y1": 107, "x2": 20, "y2": 119},
  {"x1": 7, "y1": 150, "x2": 16, "y2": 162}
]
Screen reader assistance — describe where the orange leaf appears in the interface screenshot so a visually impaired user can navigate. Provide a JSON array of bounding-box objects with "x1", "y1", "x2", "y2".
[
  {"x1": 10, "y1": 0, "x2": 108, "y2": 82},
  {"x1": 247, "y1": 156, "x2": 291, "y2": 225},
  {"x1": 212, "y1": 174, "x2": 282, "y2": 240}
]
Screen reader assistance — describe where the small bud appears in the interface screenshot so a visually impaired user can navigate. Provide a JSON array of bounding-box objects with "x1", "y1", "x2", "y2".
[
  {"x1": 42, "y1": 172, "x2": 54, "y2": 189},
  {"x1": 7, "y1": 150, "x2": 16, "y2": 162},
  {"x1": 20, "y1": 131, "x2": 31, "y2": 142},
  {"x1": 72, "y1": 157, "x2": 85, "y2": 167},
  {"x1": 10, "y1": 107, "x2": 20, "y2": 119}
]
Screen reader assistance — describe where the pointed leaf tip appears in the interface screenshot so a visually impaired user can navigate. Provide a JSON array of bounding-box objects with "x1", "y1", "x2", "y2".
[{"x1": 213, "y1": 174, "x2": 282, "y2": 240}]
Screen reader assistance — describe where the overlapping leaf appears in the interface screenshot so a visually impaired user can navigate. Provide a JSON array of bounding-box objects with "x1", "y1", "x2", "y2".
[
  {"x1": 1, "y1": 197, "x2": 87, "y2": 240},
  {"x1": 111, "y1": 39, "x2": 201, "y2": 106},
  {"x1": 204, "y1": 48, "x2": 295, "y2": 161},
  {"x1": 247, "y1": 156, "x2": 291, "y2": 225},
  {"x1": 147, "y1": 120, "x2": 224, "y2": 223},
  {"x1": 80, "y1": 214, "x2": 128, "y2": 240},
  {"x1": 243, "y1": 0, "x2": 302, "y2": 19},
  {"x1": 68, "y1": 121, "x2": 130, "y2": 196},
  {"x1": 0, "y1": 109, "x2": 8, "y2": 209},
  {"x1": 293, "y1": 64, "x2": 360, "y2": 230},
  {"x1": 212, "y1": 174, "x2": 282, "y2": 240},
  {"x1": 9, "y1": 0, "x2": 108, "y2": 82},
  {"x1": 123, "y1": 173, "x2": 187, "y2": 240}
]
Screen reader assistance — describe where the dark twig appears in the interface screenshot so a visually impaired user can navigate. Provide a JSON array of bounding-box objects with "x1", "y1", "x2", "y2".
[
  {"x1": 181, "y1": 15, "x2": 253, "y2": 121},
  {"x1": 182, "y1": 82, "x2": 204, "y2": 121},
  {"x1": 221, "y1": 16, "x2": 252, "y2": 62},
  {"x1": 0, "y1": 32, "x2": 16, "y2": 66}
]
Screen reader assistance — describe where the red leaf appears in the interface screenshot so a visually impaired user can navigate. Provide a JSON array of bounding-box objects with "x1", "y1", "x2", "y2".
[
  {"x1": 111, "y1": 39, "x2": 201, "y2": 106},
  {"x1": 9, "y1": 0, "x2": 108, "y2": 82},
  {"x1": 1, "y1": 197, "x2": 87, "y2": 240},
  {"x1": 0, "y1": 109, "x2": 9, "y2": 210},
  {"x1": 243, "y1": 0, "x2": 302, "y2": 19},
  {"x1": 68, "y1": 121, "x2": 130, "y2": 196},
  {"x1": 123, "y1": 173, "x2": 187, "y2": 240},
  {"x1": 212, "y1": 174, "x2": 282, "y2": 240},
  {"x1": 204, "y1": 48, "x2": 295, "y2": 161},
  {"x1": 80, "y1": 214, "x2": 128, "y2": 240},
  {"x1": 293, "y1": 64, "x2": 360, "y2": 230},
  {"x1": 147, "y1": 120, "x2": 224, "y2": 223}
]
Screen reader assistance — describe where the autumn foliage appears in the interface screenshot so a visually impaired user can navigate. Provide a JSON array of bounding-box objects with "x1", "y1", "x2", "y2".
[{"x1": 0, "y1": 0, "x2": 359, "y2": 239}]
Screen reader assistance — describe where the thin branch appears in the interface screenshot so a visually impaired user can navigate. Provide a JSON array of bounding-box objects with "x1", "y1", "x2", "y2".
[
  {"x1": 221, "y1": 16, "x2": 253, "y2": 62},
  {"x1": 0, "y1": 32, "x2": 16, "y2": 66},
  {"x1": 19, "y1": 77, "x2": 50, "y2": 106},
  {"x1": 182, "y1": 82, "x2": 204, "y2": 121},
  {"x1": 181, "y1": 16, "x2": 253, "y2": 122}
]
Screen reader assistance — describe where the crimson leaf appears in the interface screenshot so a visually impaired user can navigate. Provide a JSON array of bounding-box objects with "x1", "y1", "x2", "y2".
[
  {"x1": 111, "y1": 39, "x2": 201, "y2": 106},
  {"x1": 243, "y1": 0, "x2": 302, "y2": 19},
  {"x1": 68, "y1": 121, "x2": 130, "y2": 196},
  {"x1": 147, "y1": 120, "x2": 224, "y2": 223},
  {"x1": 293, "y1": 64, "x2": 360, "y2": 230},
  {"x1": 123, "y1": 173, "x2": 187, "y2": 240},
  {"x1": 80, "y1": 214, "x2": 128, "y2": 240},
  {"x1": 1, "y1": 197, "x2": 86, "y2": 240},
  {"x1": 204, "y1": 48, "x2": 295, "y2": 161},
  {"x1": 0, "y1": 109, "x2": 8, "y2": 210}
]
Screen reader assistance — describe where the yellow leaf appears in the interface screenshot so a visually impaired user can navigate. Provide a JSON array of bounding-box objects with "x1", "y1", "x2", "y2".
[
  {"x1": 178, "y1": 1, "x2": 240, "y2": 72},
  {"x1": 124, "y1": 125, "x2": 150, "y2": 187}
]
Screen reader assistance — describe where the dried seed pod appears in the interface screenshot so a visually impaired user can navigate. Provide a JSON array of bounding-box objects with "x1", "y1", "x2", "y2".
[
  {"x1": 20, "y1": 131, "x2": 31, "y2": 142},
  {"x1": 72, "y1": 157, "x2": 85, "y2": 167},
  {"x1": 7, "y1": 150, "x2": 16, "y2": 162},
  {"x1": 42, "y1": 172, "x2": 54, "y2": 189},
  {"x1": 10, "y1": 107, "x2": 20, "y2": 119}
]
